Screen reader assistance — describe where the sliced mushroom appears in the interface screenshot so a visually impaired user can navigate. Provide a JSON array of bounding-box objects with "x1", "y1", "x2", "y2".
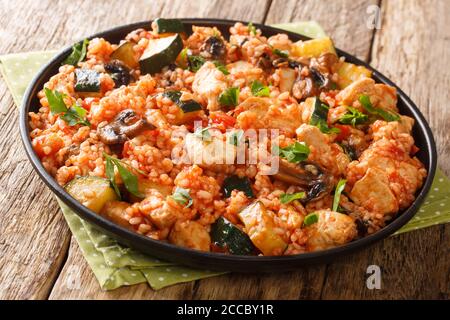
[
  {"x1": 98, "y1": 109, "x2": 155, "y2": 145},
  {"x1": 200, "y1": 36, "x2": 226, "y2": 60},
  {"x1": 292, "y1": 53, "x2": 339, "y2": 101},
  {"x1": 274, "y1": 160, "x2": 333, "y2": 202}
]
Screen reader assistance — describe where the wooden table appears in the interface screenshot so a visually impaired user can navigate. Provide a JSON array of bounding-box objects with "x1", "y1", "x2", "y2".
[{"x1": 0, "y1": 0, "x2": 448, "y2": 300}]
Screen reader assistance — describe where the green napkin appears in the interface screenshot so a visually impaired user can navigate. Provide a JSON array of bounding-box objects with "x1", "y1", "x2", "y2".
[{"x1": 1, "y1": 22, "x2": 449, "y2": 291}]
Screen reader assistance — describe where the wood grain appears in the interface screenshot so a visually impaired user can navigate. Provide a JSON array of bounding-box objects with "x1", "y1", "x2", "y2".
[{"x1": 0, "y1": 0, "x2": 448, "y2": 300}]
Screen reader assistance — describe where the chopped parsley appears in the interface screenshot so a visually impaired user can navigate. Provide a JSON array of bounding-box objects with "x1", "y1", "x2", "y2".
[
  {"x1": 103, "y1": 152, "x2": 143, "y2": 199},
  {"x1": 339, "y1": 106, "x2": 369, "y2": 126},
  {"x1": 332, "y1": 179, "x2": 347, "y2": 212},
  {"x1": 194, "y1": 126, "x2": 212, "y2": 141},
  {"x1": 62, "y1": 39, "x2": 89, "y2": 66},
  {"x1": 44, "y1": 88, "x2": 90, "y2": 127},
  {"x1": 359, "y1": 94, "x2": 400, "y2": 122},
  {"x1": 170, "y1": 187, "x2": 193, "y2": 208},
  {"x1": 280, "y1": 192, "x2": 305, "y2": 204},
  {"x1": 218, "y1": 87, "x2": 240, "y2": 108},
  {"x1": 250, "y1": 80, "x2": 270, "y2": 97},
  {"x1": 273, "y1": 141, "x2": 310, "y2": 164},
  {"x1": 303, "y1": 213, "x2": 319, "y2": 226}
]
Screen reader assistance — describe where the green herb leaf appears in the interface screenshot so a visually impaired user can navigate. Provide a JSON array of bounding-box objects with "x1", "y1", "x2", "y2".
[
  {"x1": 310, "y1": 99, "x2": 340, "y2": 134},
  {"x1": 332, "y1": 179, "x2": 347, "y2": 212},
  {"x1": 218, "y1": 87, "x2": 240, "y2": 108},
  {"x1": 45, "y1": 88, "x2": 90, "y2": 127},
  {"x1": 170, "y1": 187, "x2": 193, "y2": 208},
  {"x1": 339, "y1": 106, "x2": 369, "y2": 126},
  {"x1": 273, "y1": 48, "x2": 289, "y2": 58},
  {"x1": 280, "y1": 192, "x2": 305, "y2": 204},
  {"x1": 194, "y1": 126, "x2": 212, "y2": 141},
  {"x1": 178, "y1": 47, "x2": 189, "y2": 69},
  {"x1": 213, "y1": 61, "x2": 230, "y2": 75},
  {"x1": 103, "y1": 153, "x2": 143, "y2": 198},
  {"x1": 359, "y1": 94, "x2": 400, "y2": 122},
  {"x1": 273, "y1": 141, "x2": 310, "y2": 164},
  {"x1": 45, "y1": 88, "x2": 68, "y2": 114},
  {"x1": 187, "y1": 55, "x2": 206, "y2": 72},
  {"x1": 303, "y1": 213, "x2": 319, "y2": 226},
  {"x1": 250, "y1": 80, "x2": 270, "y2": 97},
  {"x1": 228, "y1": 129, "x2": 244, "y2": 146},
  {"x1": 61, "y1": 104, "x2": 91, "y2": 127},
  {"x1": 247, "y1": 22, "x2": 256, "y2": 35},
  {"x1": 63, "y1": 39, "x2": 89, "y2": 66},
  {"x1": 105, "y1": 155, "x2": 121, "y2": 198}
]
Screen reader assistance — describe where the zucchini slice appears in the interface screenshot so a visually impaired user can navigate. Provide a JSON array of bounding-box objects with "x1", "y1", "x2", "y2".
[
  {"x1": 139, "y1": 34, "x2": 183, "y2": 75},
  {"x1": 223, "y1": 175, "x2": 254, "y2": 198},
  {"x1": 211, "y1": 216, "x2": 255, "y2": 255},
  {"x1": 74, "y1": 69, "x2": 101, "y2": 93},
  {"x1": 163, "y1": 90, "x2": 203, "y2": 124},
  {"x1": 65, "y1": 176, "x2": 118, "y2": 213},
  {"x1": 310, "y1": 97, "x2": 329, "y2": 124},
  {"x1": 111, "y1": 41, "x2": 138, "y2": 69},
  {"x1": 154, "y1": 18, "x2": 185, "y2": 34},
  {"x1": 238, "y1": 201, "x2": 288, "y2": 256}
]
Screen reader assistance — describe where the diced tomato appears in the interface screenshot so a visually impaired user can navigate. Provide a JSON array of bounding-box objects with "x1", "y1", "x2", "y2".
[
  {"x1": 32, "y1": 133, "x2": 64, "y2": 158},
  {"x1": 210, "y1": 112, "x2": 236, "y2": 128},
  {"x1": 334, "y1": 124, "x2": 351, "y2": 142},
  {"x1": 410, "y1": 145, "x2": 420, "y2": 156}
]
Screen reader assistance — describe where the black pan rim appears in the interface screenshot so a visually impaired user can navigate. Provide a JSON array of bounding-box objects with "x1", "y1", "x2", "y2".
[{"x1": 19, "y1": 18, "x2": 437, "y2": 272}]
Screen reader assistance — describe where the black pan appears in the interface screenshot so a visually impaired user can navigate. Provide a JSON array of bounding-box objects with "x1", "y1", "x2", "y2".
[{"x1": 19, "y1": 19, "x2": 437, "y2": 272}]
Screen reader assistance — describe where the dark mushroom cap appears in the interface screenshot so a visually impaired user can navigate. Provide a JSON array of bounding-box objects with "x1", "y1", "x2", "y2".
[
  {"x1": 274, "y1": 160, "x2": 333, "y2": 202},
  {"x1": 200, "y1": 36, "x2": 226, "y2": 60},
  {"x1": 98, "y1": 109, "x2": 155, "y2": 145},
  {"x1": 105, "y1": 60, "x2": 132, "y2": 88}
]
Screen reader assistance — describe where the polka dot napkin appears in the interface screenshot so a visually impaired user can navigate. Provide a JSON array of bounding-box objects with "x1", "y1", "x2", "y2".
[{"x1": 1, "y1": 22, "x2": 448, "y2": 290}]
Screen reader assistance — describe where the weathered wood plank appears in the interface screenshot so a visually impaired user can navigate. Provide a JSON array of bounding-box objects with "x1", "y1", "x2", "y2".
[
  {"x1": 320, "y1": 0, "x2": 450, "y2": 299},
  {"x1": 265, "y1": 0, "x2": 379, "y2": 61}
]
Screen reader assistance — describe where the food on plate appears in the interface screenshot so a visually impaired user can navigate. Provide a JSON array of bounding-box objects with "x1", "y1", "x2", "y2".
[{"x1": 29, "y1": 20, "x2": 427, "y2": 256}]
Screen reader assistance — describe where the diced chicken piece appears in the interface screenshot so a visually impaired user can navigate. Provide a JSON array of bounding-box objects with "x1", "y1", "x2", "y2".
[
  {"x1": 306, "y1": 210, "x2": 357, "y2": 251},
  {"x1": 226, "y1": 60, "x2": 262, "y2": 84},
  {"x1": 296, "y1": 124, "x2": 330, "y2": 155},
  {"x1": 169, "y1": 220, "x2": 211, "y2": 251},
  {"x1": 192, "y1": 61, "x2": 228, "y2": 111},
  {"x1": 295, "y1": 124, "x2": 350, "y2": 176},
  {"x1": 185, "y1": 131, "x2": 237, "y2": 168},
  {"x1": 148, "y1": 201, "x2": 179, "y2": 229},
  {"x1": 236, "y1": 97, "x2": 302, "y2": 136},
  {"x1": 350, "y1": 167, "x2": 399, "y2": 215},
  {"x1": 278, "y1": 67, "x2": 296, "y2": 93},
  {"x1": 336, "y1": 78, "x2": 398, "y2": 112},
  {"x1": 145, "y1": 109, "x2": 170, "y2": 129},
  {"x1": 371, "y1": 116, "x2": 414, "y2": 141},
  {"x1": 100, "y1": 201, "x2": 133, "y2": 230}
]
